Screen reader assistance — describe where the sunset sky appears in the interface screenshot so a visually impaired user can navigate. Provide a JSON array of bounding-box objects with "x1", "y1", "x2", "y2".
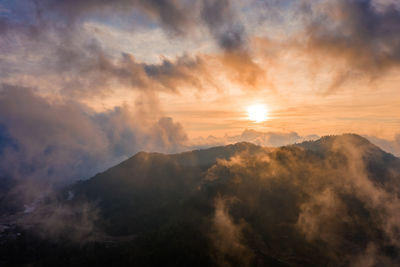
[{"x1": 1, "y1": 0, "x2": 400, "y2": 185}]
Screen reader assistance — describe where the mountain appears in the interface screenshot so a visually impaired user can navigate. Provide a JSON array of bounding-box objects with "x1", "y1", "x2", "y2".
[{"x1": 1, "y1": 134, "x2": 400, "y2": 266}]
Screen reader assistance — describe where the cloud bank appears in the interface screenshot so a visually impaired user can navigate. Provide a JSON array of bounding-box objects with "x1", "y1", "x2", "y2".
[{"x1": 0, "y1": 84, "x2": 188, "y2": 210}]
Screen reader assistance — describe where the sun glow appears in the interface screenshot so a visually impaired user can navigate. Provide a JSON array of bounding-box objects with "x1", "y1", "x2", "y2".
[{"x1": 247, "y1": 104, "x2": 268, "y2": 123}]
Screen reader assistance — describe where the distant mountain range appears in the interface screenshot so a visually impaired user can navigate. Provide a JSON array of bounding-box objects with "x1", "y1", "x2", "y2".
[{"x1": 1, "y1": 134, "x2": 400, "y2": 266}]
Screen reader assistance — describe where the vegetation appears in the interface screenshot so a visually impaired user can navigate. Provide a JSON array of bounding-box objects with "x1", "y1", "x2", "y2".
[{"x1": 1, "y1": 135, "x2": 400, "y2": 266}]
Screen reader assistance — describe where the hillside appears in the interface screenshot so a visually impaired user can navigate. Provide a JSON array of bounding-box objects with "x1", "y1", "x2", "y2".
[{"x1": 1, "y1": 135, "x2": 400, "y2": 266}]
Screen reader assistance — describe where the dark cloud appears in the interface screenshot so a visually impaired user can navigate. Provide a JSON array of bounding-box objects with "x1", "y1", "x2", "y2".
[
  {"x1": 201, "y1": 0, "x2": 246, "y2": 51},
  {"x1": 20, "y1": 0, "x2": 248, "y2": 50},
  {"x1": 142, "y1": 54, "x2": 213, "y2": 92},
  {"x1": 54, "y1": 46, "x2": 262, "y2": 95},
  {"x1": 199, "y1": 1, "x2": 266, "y2": 89},
  {"x1": 38, "y1": 0, "x2": 247, "y2": 50},
  {"x1": 2, "y1": 31, "x2": 214, "y2": 96},
  {"x1": 303, "y1": 0, "x2": 400, "y2": 92},
  {"x1": 33, "y1": 0, "x2": 191, "y2": 35}
]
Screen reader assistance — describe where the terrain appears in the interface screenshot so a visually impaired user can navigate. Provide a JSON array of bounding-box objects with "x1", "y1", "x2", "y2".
[{"x1": 1, "y1": 134, "x2": 400, "y2": 266}]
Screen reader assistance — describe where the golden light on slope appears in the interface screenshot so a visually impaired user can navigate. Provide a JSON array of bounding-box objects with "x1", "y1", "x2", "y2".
[{"x1": 247, "y1": 104, "x2": 268, "y2": 123}]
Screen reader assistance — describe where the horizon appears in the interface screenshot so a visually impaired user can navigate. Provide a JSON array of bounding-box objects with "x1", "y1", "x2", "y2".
[{"x1": 135, "y1": 133, "x2": 393, "y2": 154}]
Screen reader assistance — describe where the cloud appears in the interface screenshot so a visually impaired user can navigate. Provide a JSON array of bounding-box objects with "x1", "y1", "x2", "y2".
[
  {"x1": 56, "y1": 49, "x2": 213, "y2": 96},
  {"x1": 364, "y1": 134, "x2": 400, "y2": 156},
  {"x1": 350, "y1": 243, "x2": 396, "y2": 267},
  {"x1": 0, "y1": 84, "x2": 188, "y2": 210},
  {"x1": 10, "y1": 0, "x2": 247, "y2": 50},
  {"x1": 32, "y1": 0, "x2": 192, "y2": 35},
  {"x1": 16, "y1": 197, "x2": 102, "y2": 242},
  {"x1": 191, "y1": 129, "x2": 319, "y2": 148},
  {"x1": 201, "y1": 0, "x2": 245, "y2": 51},
  {"x1": 0, "y1": 0, "x2": 270, "y2": 96},
  {"x1": 301, "y1": 0, "x2": 400, "y2": 92},
  {"x1": 210, "y1": 196, "x2": 253, "y2": 267},
  {"x1": 3, "y1": 0, "x2": 400, "y2": 97},
  {"x1": 39, "y1": 0, "x2": 246, "y2": 50},
  {"x1": 297, "y1": 187, "x2": 349, "y2": 245},
  {"x1": 298, "y1": 135, "x2": 400, "y2": 253},
  {"x1": 2, "y1": 32, "x2": 215, "y2": 97}
]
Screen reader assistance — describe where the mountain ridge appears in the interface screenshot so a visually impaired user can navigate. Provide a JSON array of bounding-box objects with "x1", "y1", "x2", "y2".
[
  {"x1": 125, "y1": 134, "x2": 397, "y2": 164},
  {"x1": 2, "y1": 133, "x2": 400, "y2": 266}
]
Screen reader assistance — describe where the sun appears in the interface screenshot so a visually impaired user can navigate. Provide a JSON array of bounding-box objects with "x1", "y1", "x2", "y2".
[{"x1": 247, "y1": 104, "x2": 268, "y2": 123}]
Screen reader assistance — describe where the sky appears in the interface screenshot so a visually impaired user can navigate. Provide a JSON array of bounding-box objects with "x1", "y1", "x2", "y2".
[{"x1": 0, "y1": 0, "x2": 400, "y2": 189}]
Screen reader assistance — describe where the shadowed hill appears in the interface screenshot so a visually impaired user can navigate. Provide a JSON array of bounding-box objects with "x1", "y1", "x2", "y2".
[{"x1": 2, "y1": 135, "x2": 400, "y2": 266}]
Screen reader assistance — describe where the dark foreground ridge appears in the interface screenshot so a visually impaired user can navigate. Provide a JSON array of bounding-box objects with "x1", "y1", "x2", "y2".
[{"x1": 1, "y1": 134, "x2": 400, "y2": 266}]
